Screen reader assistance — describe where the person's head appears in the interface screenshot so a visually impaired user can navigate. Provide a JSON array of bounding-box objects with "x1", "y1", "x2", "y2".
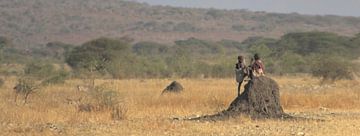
[
  {"x1": 237, "y1": 55, "x2": 244, "y2": 62},
  {"x1": 254, "y1": 53, "x2": 260, "y2": 60}
]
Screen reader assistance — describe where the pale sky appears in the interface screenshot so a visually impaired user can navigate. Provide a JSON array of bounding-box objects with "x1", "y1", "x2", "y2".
[{"x1": 132, "y1": 0, "x2": 360, "y2": 17}]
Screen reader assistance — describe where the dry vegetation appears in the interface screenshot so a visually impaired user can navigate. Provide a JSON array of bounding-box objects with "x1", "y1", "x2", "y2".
[{"x1": 1, "y1": 75, "x2": 360, "y2": 135}]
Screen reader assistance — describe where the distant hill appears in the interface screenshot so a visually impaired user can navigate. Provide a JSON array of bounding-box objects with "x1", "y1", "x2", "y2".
[{"x1": 1, "y1": 0, "x2": 360, "y2": 47}]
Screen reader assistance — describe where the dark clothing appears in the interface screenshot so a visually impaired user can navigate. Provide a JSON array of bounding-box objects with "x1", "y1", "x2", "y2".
[{"x1": 235, "y1": 62, "x2": 247, "y2": 83}]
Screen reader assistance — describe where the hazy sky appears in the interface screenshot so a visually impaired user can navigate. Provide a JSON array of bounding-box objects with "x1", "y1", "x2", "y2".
[{"x1": 133, "y1": 0, "x2": 360, "y2": 17}]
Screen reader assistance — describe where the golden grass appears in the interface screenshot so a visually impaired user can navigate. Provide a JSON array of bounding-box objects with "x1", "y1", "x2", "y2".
[{"x1": 1, "y1": 75, "x2": 360, "y2": 135}]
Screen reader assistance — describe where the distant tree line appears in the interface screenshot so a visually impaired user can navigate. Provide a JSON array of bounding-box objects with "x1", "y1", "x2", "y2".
[{"x1": 0, "y1": 32, "x2": 359, "y2": 81}]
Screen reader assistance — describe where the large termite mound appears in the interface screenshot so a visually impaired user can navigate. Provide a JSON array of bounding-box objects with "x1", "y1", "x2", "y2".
[
  {"x1": 225, "y1": 76, "x2": 287, "y2": 118},
  {"x1": 187, "y1": 76, "x2": 289, "y2": 121}
]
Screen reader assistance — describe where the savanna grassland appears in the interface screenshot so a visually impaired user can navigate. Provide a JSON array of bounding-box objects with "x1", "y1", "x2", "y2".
[
  {"x1": 1, "y1": 75, "x2": 360, "y2": 136},
  {"x1": 1, "y1": 1, "x2": 360, "y2": 136}
]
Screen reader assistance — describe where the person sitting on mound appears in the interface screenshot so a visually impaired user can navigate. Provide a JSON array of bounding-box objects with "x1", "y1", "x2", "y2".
[{"x1": 249, "y1": 53, "x2": 265, "y2": 79}]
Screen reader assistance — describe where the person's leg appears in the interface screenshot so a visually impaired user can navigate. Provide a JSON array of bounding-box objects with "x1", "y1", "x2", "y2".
[
  {"x1": 249, "y1": 69, "x2": 254, "y2": 80},
  {"x1": 237, "y1": 81, "x2": 243, "y2": 96}
]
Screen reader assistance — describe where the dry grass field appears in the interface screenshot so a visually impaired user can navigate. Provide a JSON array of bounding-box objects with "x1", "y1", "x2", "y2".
[{"x1": 1, "y1": 75, "x2": 360, "y2": 136}]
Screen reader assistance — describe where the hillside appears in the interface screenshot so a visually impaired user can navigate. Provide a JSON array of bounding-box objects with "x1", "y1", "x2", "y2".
[{"x1": 1, "y1": 0, "x2": 360, "y2": 47}]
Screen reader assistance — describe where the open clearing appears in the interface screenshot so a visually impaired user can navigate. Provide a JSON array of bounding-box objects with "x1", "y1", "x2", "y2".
[{"x1": 1, "y1": 76, "x2": 360, "y2": 136}]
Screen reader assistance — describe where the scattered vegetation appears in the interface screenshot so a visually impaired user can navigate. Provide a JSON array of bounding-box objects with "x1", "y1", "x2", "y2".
[
  {"x1": 1, "y1": 1, "x2": 360, "y2": 135},
  {"x1": 13, "y1": 78, "x2": 38, "y2": 104}
]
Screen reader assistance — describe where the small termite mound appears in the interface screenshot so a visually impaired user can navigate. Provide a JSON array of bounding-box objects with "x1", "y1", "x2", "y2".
[{"x1": 161, "y1": 81, "x2": 184, "y2": 94}]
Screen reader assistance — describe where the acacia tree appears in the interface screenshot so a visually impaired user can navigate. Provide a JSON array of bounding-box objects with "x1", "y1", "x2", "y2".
[
  {"x1": 310, "y1": 56, "x2": 355, "y2": 82},
  {"x1": 66, "y1": 37, "x2": 130, "y2": 79}
]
